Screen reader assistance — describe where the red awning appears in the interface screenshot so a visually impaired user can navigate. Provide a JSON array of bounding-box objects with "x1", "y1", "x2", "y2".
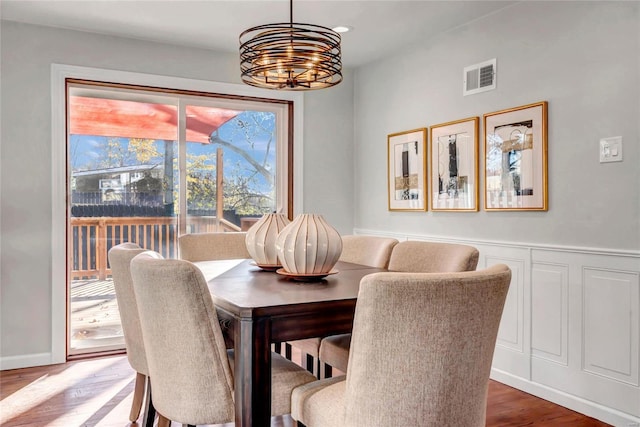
[{"x1": 69, "y1": 96, "x2": 240, "y2": 144}]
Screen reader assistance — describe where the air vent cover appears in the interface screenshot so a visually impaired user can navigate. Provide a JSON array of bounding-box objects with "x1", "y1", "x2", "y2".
[{"x1": 463, "y1": 58, "x2": 496, "y2": 96}]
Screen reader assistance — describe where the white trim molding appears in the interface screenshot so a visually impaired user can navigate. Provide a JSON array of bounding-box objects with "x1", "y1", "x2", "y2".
[
  {"x1": 0, "y1": 353, "x2": 54, "y2": 371},
  {"x1": 50, "y1": 64, "x2": 304, "y2": 364},
  {"x1": 355, "y1": 228, "x2": 640, "y2": 427}
]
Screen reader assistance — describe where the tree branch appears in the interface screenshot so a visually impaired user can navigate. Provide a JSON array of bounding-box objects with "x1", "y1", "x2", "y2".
[{"x1": 209, "y1": 133, "x2": 273, "y2": 185}]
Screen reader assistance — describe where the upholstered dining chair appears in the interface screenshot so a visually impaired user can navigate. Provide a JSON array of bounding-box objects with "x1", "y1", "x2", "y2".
[
  {"x1": 319, "y1": 239, "x2": 479, "y2": 373},
  {"x1": 292, "y1": 264, "x2": 512, "y2": 427},
  {"x1": 130, "y1": 250, "x2": 316, "y2": 427},
  {"x1": 387, "y1": 240, "x2": 479, "y2": 272},
  {"x1": 291, "y1": 235, "x2": 399, "y2": 377},
  {"x1": 178, "y1": 231, "x2": 250, "y2": 262},
  {"x1": 179, "y1": 231, "x2": 251, "y2": 349},
  {"x1": 107, "y1": 242, "x2": 155, "y2": 427},
  {"x1": 339, "y1": 235, "x2": 400, "y2": 268}
]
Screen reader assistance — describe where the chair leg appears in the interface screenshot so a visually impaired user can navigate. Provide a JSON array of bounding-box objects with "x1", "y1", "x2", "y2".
[
  {"x1": 301, "y1": 353, "x2": 316, "y2": 376},
  {"x1": 285, "y1": 342, "x2": 292, "y2": 360},
  {"x1": 319, "y1": 362, "x2": 333, "y2": 379},
  {"x1": 314, "y1": 357, "x2": 322, "y2": 379},
  {"x1": 157, "y1": 414, "x2": 171, "y2": 427},
  {"x1": 142, "y1": 376, "x2": 156, "y2": 427},
  {"x1": 301, "y1": 353, "x2": 331, "y2": 379},
  {"x1": 129, "y1": 372, "x2": 145, "y2": 421}
]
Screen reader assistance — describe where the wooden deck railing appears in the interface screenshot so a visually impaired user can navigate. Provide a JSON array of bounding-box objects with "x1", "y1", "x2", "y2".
[{"x1": 70, "y1": 216, "x2": 241, "y2": 280}]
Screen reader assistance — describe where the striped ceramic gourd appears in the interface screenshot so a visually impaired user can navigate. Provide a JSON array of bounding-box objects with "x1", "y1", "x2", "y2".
[
  {"x1": 275, "y1": 213, "x2": 342, "y2": 274},
  {"x1": 245, "y1": 213, "x2": 290, "y2": 267}
]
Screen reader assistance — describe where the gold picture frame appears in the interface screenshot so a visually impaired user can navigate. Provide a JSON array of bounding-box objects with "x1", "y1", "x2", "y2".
[
  {"x1": 483, "y1": 101, "x2": 548, "y2": 211},
  {"x1": 429, "y1": 117, "x2": 479, "y2": 211},
  {"x1": 387, "y1": 128, "x2": 427, "y2": 211}
]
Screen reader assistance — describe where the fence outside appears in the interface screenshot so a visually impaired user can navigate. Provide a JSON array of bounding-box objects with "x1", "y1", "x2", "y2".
[{"x1": 70, "y1": 216, "x2": 242, "y2": 280}]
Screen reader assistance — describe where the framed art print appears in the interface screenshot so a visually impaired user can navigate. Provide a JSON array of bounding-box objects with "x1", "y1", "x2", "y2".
[
  {"x1": 430, "y1": 117, "x2": 479, "y2": 211},
  {"x1": 484, "y1": 101, "x2": 548, "y2": 211},
  {"x1": 387, "y1": 128, "x2": 427, "y2": 211}
]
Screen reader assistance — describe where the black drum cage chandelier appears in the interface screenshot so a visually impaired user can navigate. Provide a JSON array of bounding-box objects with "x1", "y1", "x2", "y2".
[{"x1": 239, "y1": 0, "x2": 343, "y2": 90}]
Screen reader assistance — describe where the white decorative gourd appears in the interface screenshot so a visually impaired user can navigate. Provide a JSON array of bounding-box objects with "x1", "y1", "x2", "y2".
[
  {"x1": 275, "y1": 213, "x2": 342, "y2": 274},
  {"x1": 245, "y1": 213, "x2": 290, "y2": 267}
]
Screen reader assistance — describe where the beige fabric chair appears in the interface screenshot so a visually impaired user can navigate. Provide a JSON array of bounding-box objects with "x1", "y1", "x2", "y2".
[
  {"x1": 292, "y1": 235, "x2": 399, "y2": 377},
  {"x1": 320, "y1": 239, "x2": 479, "y2": 373},
  {"x1": 107, "y1": 242, "x2": 156, "y2": 426},
  {"x1": 179, "y1": 231, "x2": 251, "y2": 350},
  {"x1": 387, "y1": 240, "x2": 479, "y2": 272},
  {"x1": 130, "y1": 250, "x2": 316, "y2": 426},
  {"x1": 339, "y1": 235, "x2": 399, "y2": 268},
  {"x1": 293, "y1": 264, "x2": 512, "y2": 427},
  {"x1": 178, "y1": 231, "x2": 250, "y2": 262}
]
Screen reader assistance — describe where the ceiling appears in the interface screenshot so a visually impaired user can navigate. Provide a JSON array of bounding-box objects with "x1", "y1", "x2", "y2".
[{"x1": 0, "y1": 0, "x2": 517, "y2": 68}]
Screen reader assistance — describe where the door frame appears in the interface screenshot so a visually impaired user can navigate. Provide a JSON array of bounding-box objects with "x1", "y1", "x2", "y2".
[{"x1": 51, "y1": 64, "x2": 304, "y2": 363}]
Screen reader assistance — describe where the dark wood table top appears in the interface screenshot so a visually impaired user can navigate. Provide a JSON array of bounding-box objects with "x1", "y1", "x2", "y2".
[{"x1": 202, "y1": 259, "x2": 385, "y2": 317}]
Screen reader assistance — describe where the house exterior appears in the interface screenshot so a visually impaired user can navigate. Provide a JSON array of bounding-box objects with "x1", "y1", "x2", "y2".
[
  {"x1": 72, "y1": 164, "x2": 164, "y2": 206},
  {"x1": 1, "y1": 2, "x2": 638, "y2": 425}
]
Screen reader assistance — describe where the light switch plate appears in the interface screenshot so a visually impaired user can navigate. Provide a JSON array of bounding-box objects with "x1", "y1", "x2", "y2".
[{"x1": 599, "y1": 136, "x2": 623, "y2": 163}]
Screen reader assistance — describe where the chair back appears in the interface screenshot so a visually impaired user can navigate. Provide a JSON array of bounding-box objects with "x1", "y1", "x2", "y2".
[
  {"x1": 339, "y1": 235, "x2": 399, "y2": 268},
  {"x1": 387, "y1": 240, "x2": 479, "y2": 272},
  {"x1": 107, "y1": 242, "x2": 148, "y2": 375},
  {"x1": 130, "y1": 251, "x2": 235, "y2": 425},
  {"x1": 178, "y1": 232, "x2": 250, "y2": 262},
  {"x1": 344, "y1": 264, "x2": 511, "y2": 426}
]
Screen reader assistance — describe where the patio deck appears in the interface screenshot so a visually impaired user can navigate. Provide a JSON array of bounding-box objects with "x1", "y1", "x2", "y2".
[{"x1": 70, "y1": 278, "x2": 124, "y2": 351}]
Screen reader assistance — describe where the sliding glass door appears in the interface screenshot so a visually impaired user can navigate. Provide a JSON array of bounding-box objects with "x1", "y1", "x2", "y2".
[{"x1": 66, "y1": 81, "x2": 291, "y2": 356}]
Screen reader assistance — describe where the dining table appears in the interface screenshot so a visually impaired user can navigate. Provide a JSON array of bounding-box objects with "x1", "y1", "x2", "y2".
[{"x1": 194, "y1": 258, "x2": 385, "y2": 427}]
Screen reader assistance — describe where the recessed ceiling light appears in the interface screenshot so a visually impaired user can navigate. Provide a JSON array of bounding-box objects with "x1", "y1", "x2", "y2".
[{"x1": 332, "y1": 26, "x2": 351, "y2": 33}]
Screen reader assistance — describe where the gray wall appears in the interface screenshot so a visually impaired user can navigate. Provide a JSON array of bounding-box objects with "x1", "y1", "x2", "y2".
[
  {"x1": 353, "y1": 1, "x2": 639, "y2": 251},
  {"x1": 0, "y1": 21, "x2": 354, "y2": 361},
  {"x1": 2, "y1": 0, "x2": 638, "y2": 367}
]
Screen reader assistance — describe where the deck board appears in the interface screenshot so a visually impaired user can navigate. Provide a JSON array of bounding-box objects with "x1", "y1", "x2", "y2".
[{"x1": 70, "y1": 279, "x2": 124, "y2": 350}]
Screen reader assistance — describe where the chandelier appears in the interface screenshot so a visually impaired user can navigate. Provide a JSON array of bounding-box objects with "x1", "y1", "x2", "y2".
[{"x1": 239, "y1": 0, "x2": 343, "y2": 90}]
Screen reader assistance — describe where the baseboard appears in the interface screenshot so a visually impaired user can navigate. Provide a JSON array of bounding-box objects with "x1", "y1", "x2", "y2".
[
  {"x1": 491, "y1": 369, "x2": 640, "y2": 427},
  {"x1": 1, "y1": 353, "x2": 54, "y2": 371}
]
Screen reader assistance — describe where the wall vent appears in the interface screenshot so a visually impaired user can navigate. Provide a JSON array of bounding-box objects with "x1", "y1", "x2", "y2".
[{"x1": 463, "y1": 58, "x2": 496, "y2": 96}]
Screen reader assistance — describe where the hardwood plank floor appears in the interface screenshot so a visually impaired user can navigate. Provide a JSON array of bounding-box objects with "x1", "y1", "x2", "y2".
[{"x1": 0, "y1": 355, "x2": 610, "y2": 427}]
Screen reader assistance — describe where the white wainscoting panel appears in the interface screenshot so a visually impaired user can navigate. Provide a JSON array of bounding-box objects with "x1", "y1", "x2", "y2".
[
  {"x1": 530, "y1": 248, "x2": 640, "y2": 423},
  {"x1": 492, "y1": 256, "x2": 525, "y2": 351},
  {"x1": 476, "y1": 244, "x2": 531, "y2": 380},
  {"x1": 531, "y1": 263, "x2": 569, "y2": 365},
  {"x1": 355, "y1": 229, "x2": 640, "y2": 426},
  {"x1": 583, "y1": 268, "x2": 639, "y2": 386}
]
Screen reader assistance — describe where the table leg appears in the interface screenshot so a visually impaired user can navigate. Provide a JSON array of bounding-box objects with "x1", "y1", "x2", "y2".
[{"x1": 235, "y1": 317, "x2": 271, "y2": 427}]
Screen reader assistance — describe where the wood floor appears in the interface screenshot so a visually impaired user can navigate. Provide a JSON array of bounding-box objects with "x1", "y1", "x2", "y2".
[{"x1": 0, "y1": 355, "x2": 610, "y2": 427}]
